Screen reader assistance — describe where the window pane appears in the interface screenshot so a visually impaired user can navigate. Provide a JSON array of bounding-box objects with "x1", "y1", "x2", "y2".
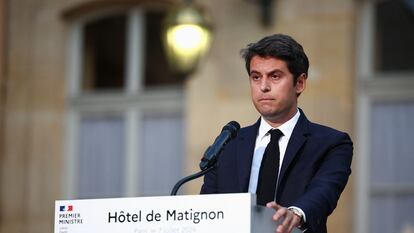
[
  {"x1": 138, "y1": 113, "x2": 184, "y2": 196},
  {"x1": 370, "y1": 196, "x2": 414, "y2": 233},
  {"x1": 370, "y1": 101, "x2": 414, "y2": 185},
  {"x1": 83, "y1": 15, "x2": 126, "y2": 91},
  {"x1": 77, "y1": 115, "x2": 125, "y2": 198},
  {"x1": 144, "y1": 11, "x2": 186, "y2": 87},
  {"x1": 375, "y1": 0, "x2": 414, "y2": 72}
]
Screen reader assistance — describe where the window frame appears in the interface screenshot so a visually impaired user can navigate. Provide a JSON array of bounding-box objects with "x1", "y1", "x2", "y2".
[
  {"x1": 355, "y1": 1, "x2": 414, "y2": 233},
  {"x1": 64, "y1": 7, "x2": 184, "y2": 199}
]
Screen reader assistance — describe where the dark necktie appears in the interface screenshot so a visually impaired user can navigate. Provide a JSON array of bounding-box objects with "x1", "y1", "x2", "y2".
[{"x1": 256, "y1": 129, "x2": 284, "y2": 206}]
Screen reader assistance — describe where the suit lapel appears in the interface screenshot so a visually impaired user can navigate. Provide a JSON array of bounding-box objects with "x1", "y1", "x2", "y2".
[
  {"x1": 234, "y1": 111, "x2": 311, "y2": 193},
  {"x1": 236, "y1": 119, "x2": 260, "y2": 192},
  {"x1": 278, "y1": 110, "x2": 310, "y2": 185}
]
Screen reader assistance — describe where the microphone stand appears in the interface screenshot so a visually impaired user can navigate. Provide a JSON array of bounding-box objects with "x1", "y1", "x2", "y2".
[{"x1": 170, "y1": 165, "x2": 216, "y2": 196}]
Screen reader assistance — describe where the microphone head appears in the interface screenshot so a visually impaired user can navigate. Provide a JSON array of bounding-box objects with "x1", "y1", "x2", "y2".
[{"x1": 222, "y1": 121, "x2": 240, "y2": 138}]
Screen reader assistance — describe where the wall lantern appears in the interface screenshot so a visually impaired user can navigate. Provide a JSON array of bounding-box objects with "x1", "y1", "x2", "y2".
[{"x1": 163, "y1": 1, "x2": 212, "y2": 75}]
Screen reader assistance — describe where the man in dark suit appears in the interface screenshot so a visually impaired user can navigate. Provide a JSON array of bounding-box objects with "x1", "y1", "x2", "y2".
[{"x1": 200, "y1": 34, "x2": 353, "y2": 233}]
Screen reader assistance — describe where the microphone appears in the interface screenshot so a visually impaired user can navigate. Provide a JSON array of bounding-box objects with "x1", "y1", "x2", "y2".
[{"x1": 199, "y1": 121, "x2": 240, "y2": 171}]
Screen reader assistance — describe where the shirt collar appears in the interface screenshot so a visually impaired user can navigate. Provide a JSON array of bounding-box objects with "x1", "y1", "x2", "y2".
[{"x1": 258, "y1": 109, "x2": 301, "y2": 140}]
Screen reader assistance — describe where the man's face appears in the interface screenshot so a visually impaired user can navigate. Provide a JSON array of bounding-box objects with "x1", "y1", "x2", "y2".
[{"x1": 249, "y1": 56, "x2": 306, "y2": 125}]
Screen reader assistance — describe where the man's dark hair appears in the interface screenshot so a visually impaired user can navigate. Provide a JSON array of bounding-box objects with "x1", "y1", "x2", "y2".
[{"x1": 240, "y1": 34, "x2": 309, "y2": 83}]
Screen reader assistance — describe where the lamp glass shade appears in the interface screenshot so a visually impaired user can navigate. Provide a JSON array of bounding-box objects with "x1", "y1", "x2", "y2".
[{"x1": 164, "y1": 4, "x2": 212, "y2": 74}]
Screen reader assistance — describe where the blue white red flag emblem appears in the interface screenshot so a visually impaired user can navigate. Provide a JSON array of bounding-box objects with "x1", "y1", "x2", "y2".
[{"x1": 59, "y1": 205, "x2": 73, "y2": 212}]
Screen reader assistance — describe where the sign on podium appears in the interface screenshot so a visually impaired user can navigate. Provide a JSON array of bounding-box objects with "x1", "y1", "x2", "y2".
[{"x1": 55, "y1": 193, "x2": 301, "y2": 233}]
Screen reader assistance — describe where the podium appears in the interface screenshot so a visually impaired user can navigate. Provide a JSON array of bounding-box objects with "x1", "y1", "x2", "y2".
[{"x1": 55, "y1": 193, "x2": 301, "y2": 233}]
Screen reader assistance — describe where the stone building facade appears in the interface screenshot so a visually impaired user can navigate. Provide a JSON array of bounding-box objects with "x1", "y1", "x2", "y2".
[{"x1": 1, "y1": 0, "x2": 413, "y2": 233}]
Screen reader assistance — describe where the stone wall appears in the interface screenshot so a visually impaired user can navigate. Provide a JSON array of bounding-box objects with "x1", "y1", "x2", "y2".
[{"x1": 0, "y1": 1, "x2": 68, "y2": 232}]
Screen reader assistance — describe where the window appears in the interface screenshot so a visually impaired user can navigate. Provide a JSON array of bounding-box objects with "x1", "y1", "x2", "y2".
[
  {"x1": 83, "y1": 14, "x2": 127, "y2": 91},
  {"x1": 369, "y1": 102, "x2": 414, "y2": 233},
  {"x1": 77, "y1": 114, "x2": 126, "y2": 198},
  {"x1": 65, "y1": 8, "x2": 185, "y2": 199},
  {"x1": 356, "y1": 1, "x2": 414, "y2": 233},
  {"x1": 144, "y1": 11, "x2": 184, "y2": 87},
  {"x1": 374, "y1": 0, "x2": 414, "y2": 72}
]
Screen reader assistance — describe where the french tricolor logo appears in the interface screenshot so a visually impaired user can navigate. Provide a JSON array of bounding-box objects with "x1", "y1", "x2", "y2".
[{"x1": 59, "y1": 205, "x2": 73, "y2": 212}]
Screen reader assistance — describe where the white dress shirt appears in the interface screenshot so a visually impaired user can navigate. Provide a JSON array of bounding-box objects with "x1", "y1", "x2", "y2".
[
  {"x1": 248, "y1": 109, "x2": 307, "y2": 225},
  {"x1": 248, "y1": 109, "x2": 300, "y2": 193}
]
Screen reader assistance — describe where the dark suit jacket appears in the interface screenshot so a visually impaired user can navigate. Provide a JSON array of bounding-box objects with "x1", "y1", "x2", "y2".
[{"x1": 200, "y1": 110, "x2": 353, "y2": 233}]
